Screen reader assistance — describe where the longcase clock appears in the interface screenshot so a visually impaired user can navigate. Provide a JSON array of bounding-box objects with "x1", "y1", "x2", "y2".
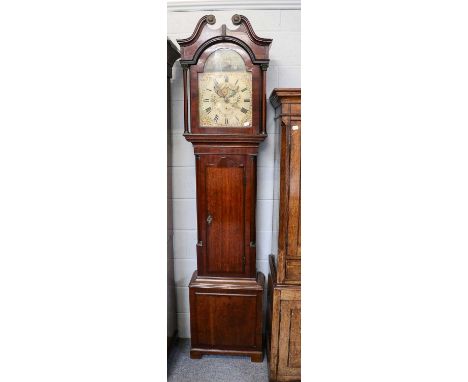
[{"x1": 177, "y1": 14, "x2": 272, "y2": 361}]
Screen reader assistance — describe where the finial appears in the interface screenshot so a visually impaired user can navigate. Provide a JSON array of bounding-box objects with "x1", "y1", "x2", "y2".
[
  {"x1": 232, "y1": 14, "x2": 242, "y2": 25},
  {"x1": 206, "y1": 15, "x2": 216, "y2": 25}
]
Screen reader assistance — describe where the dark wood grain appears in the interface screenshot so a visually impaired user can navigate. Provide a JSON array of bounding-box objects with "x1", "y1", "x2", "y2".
[
  {"x1": 189, "y1": 271, "x2": 265, "y2": 362},
  {"x1": 177, "y1": 14, "x2": 272, "y2": 65},
  {"x1": 167, "y1": 39, "x2": 180, "y2": 79},
  {"x1": 183, "y1": 67, "x2": 189, "y2": 134},
  {"x1": 205, "y1": 158, "x2": 245, "y2": 275},
  {"x1": 167, "y1": 38, "x2": 180, "y2": 357},
  {"x1": 195, "y1": 154, "x2": 257, "y2": 278},
  {"x1": 178, "y1": 15, "x2": 272, "y2": 361}
]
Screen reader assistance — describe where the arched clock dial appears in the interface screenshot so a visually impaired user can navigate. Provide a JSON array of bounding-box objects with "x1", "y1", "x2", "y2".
[{"x1": 199, "y1": 71, "x2": 252, "y2": 127}]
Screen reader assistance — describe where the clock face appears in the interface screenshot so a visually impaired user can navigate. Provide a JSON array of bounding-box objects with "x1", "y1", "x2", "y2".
[
  {"x1": 199, "y1": 71, "x2": 252, "y2": 128},
  {"x1": 198, "y1": 48, "x2": 252, "y2": 128}
]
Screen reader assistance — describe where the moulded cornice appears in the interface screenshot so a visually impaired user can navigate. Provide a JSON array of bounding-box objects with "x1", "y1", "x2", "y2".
[
  {"x1": 167, "y1": 0, "x2": 301, "y2": 12},
  {"x1": 269, "y1": 88, "x2": 301, "y2": 108},
  {"x1": 183, "y1": 133, "x2": 268, "y2": 144}
]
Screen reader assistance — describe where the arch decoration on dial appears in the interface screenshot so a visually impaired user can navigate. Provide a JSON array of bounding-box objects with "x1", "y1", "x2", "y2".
[{"x1": 198, "y1": 48, "x2": 252, "y2": 128}]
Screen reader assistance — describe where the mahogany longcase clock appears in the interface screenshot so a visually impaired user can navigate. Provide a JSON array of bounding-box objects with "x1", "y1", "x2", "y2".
[{"x1": 177, "y1": 14, "x2": 272, "y2": 361}]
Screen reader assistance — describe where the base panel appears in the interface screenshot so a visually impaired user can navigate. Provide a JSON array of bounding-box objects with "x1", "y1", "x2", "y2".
[
  {"x1": 267, "y1": 256, "x2": 301, "y2": 381},
  {"x1": 190, "y1": 348, "x2": 263, "y2": 362},
  {"x1": 189, "y1": 271, "x2": 265, "y2": 362}
]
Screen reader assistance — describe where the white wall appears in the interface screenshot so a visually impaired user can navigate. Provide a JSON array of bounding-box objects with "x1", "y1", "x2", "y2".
[{"x1": 168, "y1": 9, "x2": 300, "y2": 338}]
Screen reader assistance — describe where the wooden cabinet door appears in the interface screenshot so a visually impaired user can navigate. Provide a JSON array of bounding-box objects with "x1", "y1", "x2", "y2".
[
  {"x1": 191, "y1": 290, "x2": 259, "y2": 348},
  {"x1": 278, "y1": 300, "x2": 301, "y2": 378},
  {"x1": 196, "y1": 154, "x2": 255, "y2": 277}
]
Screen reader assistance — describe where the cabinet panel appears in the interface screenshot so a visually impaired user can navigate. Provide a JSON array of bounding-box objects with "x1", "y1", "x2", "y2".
[
  {"x1": 205, "y1": 165, "x2": 245, "y2": 274},
  {"x1": 267, "y1": 263, "x2": 301, "y2": 382},
  {"x1": 193, "y1": 292, "x2": 257, "y2": 348},
  {"x1": 197, "y1": 154, "x2": 256, "y2": 277},
  {"x1": 286, "y1": 120, "x2": 301, "y2": 261},
  {"x1": 285, "y1": 259, "x2": 301, "y2": 282},
  {"x1": 278, "y1": 300, "x2": 301, "y2": 377}
]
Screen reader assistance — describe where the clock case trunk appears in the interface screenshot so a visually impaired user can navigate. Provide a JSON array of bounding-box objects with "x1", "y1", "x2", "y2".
[
  {"x1": 188, "y1": 142, "x2": 264, "y2": 361},
  {"x1": 177, "y1": 15, "x2": 272, "y2": 361}
]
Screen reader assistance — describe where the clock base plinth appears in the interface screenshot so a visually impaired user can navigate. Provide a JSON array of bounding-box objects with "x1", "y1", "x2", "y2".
[
  {"x1": 188, "y1": 271, "x2": 265, "y2": 362},
  {"x1": 189, "y1": 348, "x2": 263, "y2": 362}
]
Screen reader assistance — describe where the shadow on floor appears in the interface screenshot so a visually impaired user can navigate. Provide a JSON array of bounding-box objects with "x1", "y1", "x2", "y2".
[{"x1": 167, "y1": 339, "x2": 269, "y2": 382}]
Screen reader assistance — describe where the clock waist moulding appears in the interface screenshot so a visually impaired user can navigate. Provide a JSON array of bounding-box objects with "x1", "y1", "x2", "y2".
[{"x1": 177, "y1": 15, "x2": 272, "y2": 361}]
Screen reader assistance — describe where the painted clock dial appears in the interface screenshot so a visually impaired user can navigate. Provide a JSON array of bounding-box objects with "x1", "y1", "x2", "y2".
[{"x1": 198, "y1": 48, "x2": 252, "y2": 128}]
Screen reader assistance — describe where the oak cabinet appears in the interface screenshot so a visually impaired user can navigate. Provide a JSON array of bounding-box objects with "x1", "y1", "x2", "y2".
[
  {"x1": 267, "y1": 259, "x2": 301, "y2": 381},
  {"x1": 270, "y1": 89, "x2": 301, "y2": 285},
  {"x1": 267, "y1": 89, "x2": 301, "y2": 381}
]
